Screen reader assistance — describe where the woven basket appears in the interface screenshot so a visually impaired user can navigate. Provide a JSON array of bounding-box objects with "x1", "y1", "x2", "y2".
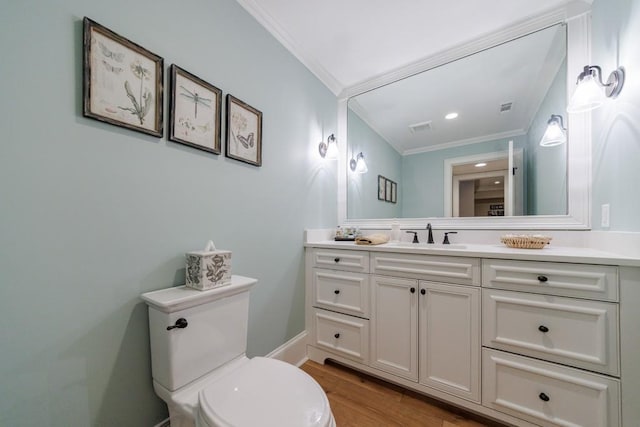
[{"x1": 500, "y1": 234, "x2": 552, "y2": 249}]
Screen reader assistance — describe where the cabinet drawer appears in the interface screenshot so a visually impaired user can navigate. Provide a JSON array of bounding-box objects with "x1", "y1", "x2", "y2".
[
  {"x1": 482, "y1": 349, "x2": 620, "y2": 427},
  {"x1": 483, "y1": 289, "x2": 619, "y2": 376},
  {"x1": 313, "y1": 308, "x2": 369, "y2": 364},
  {"x1": 371, "y1": 253, "x2": 480, "y2": 286},
  {"x1": 311, "y1": 249, "x2": 370, "y2": 273},
  {"x1": 312, "y1": 269, "x2": 369, "y2": 318},
  {"x1": 482, "y1": 259, "x2": 618, "y2": 301}
]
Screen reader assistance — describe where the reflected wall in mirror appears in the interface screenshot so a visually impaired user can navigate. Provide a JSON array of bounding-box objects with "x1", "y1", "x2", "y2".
[{"x1": 347, "y1": 24, "x2": 567, "y2": 220}]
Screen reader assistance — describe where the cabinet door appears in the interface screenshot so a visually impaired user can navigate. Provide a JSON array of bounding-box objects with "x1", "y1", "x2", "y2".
[
  {"x1": 371, "y1": 275, "x2": 418, "y2": 381},
  {"x1": 419, "y1": 281, "x2": 480, "y2": 402}
]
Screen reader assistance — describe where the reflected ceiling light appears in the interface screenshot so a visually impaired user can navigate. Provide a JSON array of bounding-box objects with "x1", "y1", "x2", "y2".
[
  {"x1": 475, "y1": 162, "x2": 487, "y2": 168},
  {"x1": 567, "y1": 65, "x2": 625, "y2": 113},
  {"x1": 445, "y1": 112, "x2": 458, "y2": 120},
  {"x1": 540, "y1": 114, "x2": 567, "y2": 147},
  {"x1": 349, "y1": 152, "x2": 368, "y2": 174},
  {"x1": 494, "y1": 181, "x2": 501, "y2": 185},
  {"x1": 318, "y1": 133, "x2": 338, "y2": 159}
]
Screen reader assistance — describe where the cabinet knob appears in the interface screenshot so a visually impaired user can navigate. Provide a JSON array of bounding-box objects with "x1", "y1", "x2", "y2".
[
  {"x1": 538, "y1": 325, "x2": 549, "y2": 333},
  {"x1": 420, "y1": 289, "x2": 426, "y2": 295},
  {"x1": 334, "y1": 257, "x2": 340, "y2": 263},
  {"x1": 167, "y1": 318, "x2": 188, "y2": 331},
  {"x1": 410, "y1": 287, "x2": 416, "y2": 293},
  {"x1": 537, "y1": 275, "x2": 549, "y2": 282},
  {"x1": 334, "y1": 289, "x2": 340, "y2": 295},
  {"x1": 539, "y1": 392, "x2": 550, "y2": 402},
  {"x1": 334, "y1": 333, "x2": 340, "y2": 339}
]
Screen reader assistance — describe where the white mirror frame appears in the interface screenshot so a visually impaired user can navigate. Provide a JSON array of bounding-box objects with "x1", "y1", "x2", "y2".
[{"x1": 337, "y1": 6, "x2": 592, "y2": 230}]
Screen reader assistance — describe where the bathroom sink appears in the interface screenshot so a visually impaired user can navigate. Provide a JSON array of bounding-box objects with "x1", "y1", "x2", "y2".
[{"x1": 385, "y1": 242, "x2": 467, "y2": 249}]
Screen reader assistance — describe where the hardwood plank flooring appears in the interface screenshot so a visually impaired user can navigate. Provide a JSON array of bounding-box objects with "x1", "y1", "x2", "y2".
[{"x1": 301, "y1": 360, "x2": 506, "y2": 427}]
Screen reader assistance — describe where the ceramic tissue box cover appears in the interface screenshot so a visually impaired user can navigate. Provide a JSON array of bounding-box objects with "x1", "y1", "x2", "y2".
[{"x1": 185, "y1": 241, "x2": 232, "y2": 291}]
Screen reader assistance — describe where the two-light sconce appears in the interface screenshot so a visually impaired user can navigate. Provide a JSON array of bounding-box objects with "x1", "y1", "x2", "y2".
[{"x1": 540, "y1": 64, "x2": 625, "y2": 147}]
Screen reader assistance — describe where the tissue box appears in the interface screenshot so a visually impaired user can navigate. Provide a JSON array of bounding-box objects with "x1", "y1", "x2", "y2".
[{"x1": 185, "y1": 245, "x2": 232, "y2": 291}]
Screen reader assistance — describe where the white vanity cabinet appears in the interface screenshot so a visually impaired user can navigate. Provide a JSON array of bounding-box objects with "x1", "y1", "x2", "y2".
[{"x1": 305, "y1": 243, "x2": 640, "y2": 427}]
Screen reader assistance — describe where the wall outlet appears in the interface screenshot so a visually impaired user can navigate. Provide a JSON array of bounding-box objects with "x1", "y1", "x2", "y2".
[{"x1": 601, "y1": 204, "x2": 610, "y2": 228}]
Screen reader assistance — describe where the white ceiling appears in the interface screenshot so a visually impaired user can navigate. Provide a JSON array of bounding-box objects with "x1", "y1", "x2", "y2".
[{"x1": 234, "y1": 0, "x2": 579, "y2": 94}]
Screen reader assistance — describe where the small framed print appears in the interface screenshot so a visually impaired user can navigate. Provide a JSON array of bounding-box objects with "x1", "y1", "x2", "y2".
[
  {"x1": 391, "y1": 181, "x2": 397, "y2": 203},
  {"x1": 385, "y1": 180, "x2": 393, "y2": 202},
  {"x1": 226, "y1": 94, "x2": 263, "y2": 166},
  {"x1": 378, "y1": 175, "x2": 386, "y2": 200},
  {"x1": 83, "y1": 17, "x2": 163, "y2": 137},
  {"x1": 169, "y1": 64, "x2": 222, "y2": 154}
]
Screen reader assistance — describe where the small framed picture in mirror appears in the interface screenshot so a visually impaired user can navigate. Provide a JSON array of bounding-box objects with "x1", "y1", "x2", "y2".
[{"x1": 378, "y1": 175, "x2": 386, "y2": 200}]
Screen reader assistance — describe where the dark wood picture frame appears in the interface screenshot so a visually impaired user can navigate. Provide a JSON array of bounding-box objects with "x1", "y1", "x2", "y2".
[
  {"x1": 168, "y1": 64, "x2": 222, "y2": 154},
  {"x1": 82, "y1": 17, "x2": 163, "y2": 137},
  {"x1": 225, "y1": 94, "x2": 263, "y2": 166},
  {"x1": 391, "y1": 181, "x2": 397, "y2": 204},
  {"x1": 378, "y1": 175, "x2": 386, "y2": 201}
]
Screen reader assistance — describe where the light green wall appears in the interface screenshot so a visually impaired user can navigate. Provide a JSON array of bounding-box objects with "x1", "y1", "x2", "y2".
[
  {"x1": 347, "y1": 109, "x2": 402, "y2": 219},
  {"x1": 590, "y1": 0, "x2": 640, "y2": 231},
  {"x1": 0, "y1": 0, "x2": 337, "y2": 426}
]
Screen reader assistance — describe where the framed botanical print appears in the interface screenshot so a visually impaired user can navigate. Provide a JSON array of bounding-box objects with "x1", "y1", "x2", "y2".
[
  {"x1": 225, "y1": 94, "x2": 262, "y2": 166},
  {"x1": 391, "y1": 181, "x2": 397, "y2": 203},
  {"x1": 378, "y1": 175, "x2": 386, "y2": 200},
  {"x1": 168, "y1": 64, "x2": 222, "y2": 154},
  {"x1": 82, "y1": 17, "x2": 163, "y2": 137},
  {"x1": 385, "y1": 179, "x2": 393, "y2": 202}
]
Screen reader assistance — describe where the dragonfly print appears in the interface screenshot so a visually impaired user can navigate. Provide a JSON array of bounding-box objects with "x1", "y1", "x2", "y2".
[{"x1": 180, "y1": 86, "x2": 211, "y2": 118}]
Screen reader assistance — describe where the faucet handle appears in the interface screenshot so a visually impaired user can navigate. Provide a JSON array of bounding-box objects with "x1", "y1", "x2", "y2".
[
  {"x1": 442, "y1": 231, "x2": 458, "y2": 244},
  {"x1": 406, "y1": 231, "x2": 419, "y2": 243}
]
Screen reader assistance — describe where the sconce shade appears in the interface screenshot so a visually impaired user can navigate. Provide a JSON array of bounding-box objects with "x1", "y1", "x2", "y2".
[
  {"x1": 319, "y1": 134, "x2": 338, "y2": 159},
  {"x1": 350, "y1": 152, "x2": 368, "y2": 173},
  {"x1": 540, "y1": 115, "x2": 567, "y2": 147},
  {"x1": 567, "y1": 65, "x2": 625, "y2": 113}
]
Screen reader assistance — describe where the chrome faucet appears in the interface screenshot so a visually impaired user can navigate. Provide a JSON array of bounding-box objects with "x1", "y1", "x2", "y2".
[{"x1": 426, "y1": 223, "x2": 434, "y2": 244}]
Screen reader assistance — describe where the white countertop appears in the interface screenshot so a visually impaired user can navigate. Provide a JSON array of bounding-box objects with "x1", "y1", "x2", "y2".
[{"x1": 304, "y1": 240, "x2": 640, "y2": 267}]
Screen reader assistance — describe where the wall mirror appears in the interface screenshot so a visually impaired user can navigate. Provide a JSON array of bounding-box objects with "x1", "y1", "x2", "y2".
[{"x1": 338, "y1": 10, "x2": 591, "y2": 230}]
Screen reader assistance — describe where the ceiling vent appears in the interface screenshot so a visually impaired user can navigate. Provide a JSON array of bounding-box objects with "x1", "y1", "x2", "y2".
[
  {"x1": 500, "y1": 102, "x2": 513, "y2": 113},
  {"x1": 408, "y1": 120, "x2": 432, "y2": 134}
]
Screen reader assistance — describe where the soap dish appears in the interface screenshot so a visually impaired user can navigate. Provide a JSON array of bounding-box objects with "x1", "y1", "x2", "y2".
[{"x1": 500, "y1": 234, "x2": 552, "y2": 249}]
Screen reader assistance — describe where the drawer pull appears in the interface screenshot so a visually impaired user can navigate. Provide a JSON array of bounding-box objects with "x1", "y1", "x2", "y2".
[
  {"x1": 334, "y1": 289, "x2": 340, "y2": 295},
  {"x1": 420, "y1": 289, "x2": 426, "y2": 295},
  {"x1": 538, "y1": 325, "x2": 549, "y2": 333},
  {"x1": 410, "y1": 287, "x2": 416, "y2": 293},
  {"x1": 539, "y1": 392, "x2": 550, "y2": 402},
  {"x1": 334, "y1": 333, "x2": 340, "y2": 339},
  {"x1": 537, "y1": 275, "x2": 549, "y2": 282},
  {"x1": 334, "y1": 257, "x2": 340, "y2": 263}
]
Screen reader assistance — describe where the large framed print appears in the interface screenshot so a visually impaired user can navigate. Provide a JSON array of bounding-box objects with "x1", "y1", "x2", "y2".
[
  {"x1": 169, "y1": 64, "x2": 222, "y2": 154},
  {"x1": 83, "y1": 17, "x2": 164, "y2": 137},
  {"x1": 225, "y1": 94, "x2": 262, "y2": 166}
]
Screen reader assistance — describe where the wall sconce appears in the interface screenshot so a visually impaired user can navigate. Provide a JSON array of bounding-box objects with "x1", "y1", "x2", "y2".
[
  {"x1": 567, "y1": 65, "x2": 625, "y2": 113},
  {"x1": 318, "y1": 134, "x2": 338, "y2": 159},
  {"x1": 539, "y1": 114, "x2": 567, "y2": 147},
  {"x1": 349, "y1": 152, "x2": 368, "y2": 173}
]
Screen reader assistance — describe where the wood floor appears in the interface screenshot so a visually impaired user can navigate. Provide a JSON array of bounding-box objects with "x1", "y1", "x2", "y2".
[{"x1": 301, "y1": 360, "x2": 505, "y2": 427}]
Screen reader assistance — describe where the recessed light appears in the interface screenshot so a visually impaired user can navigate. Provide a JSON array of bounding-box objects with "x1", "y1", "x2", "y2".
[
  {"x1": 475, "y1": 162, "x2": 487, "y2": 167},
  {"x1": 445, "y1": 112, "x2": 458, "y2": 120},
  {"x1": 494, "y1": 181, "x2": 501, "y2": 184}
]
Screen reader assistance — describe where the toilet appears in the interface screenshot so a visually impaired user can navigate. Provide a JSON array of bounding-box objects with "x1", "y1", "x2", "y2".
[{"x1": 141, "y1": 275, "x2": 335, "y2": 427}]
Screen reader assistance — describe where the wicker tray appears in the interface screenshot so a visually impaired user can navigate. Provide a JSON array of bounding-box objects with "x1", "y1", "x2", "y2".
[{"x1": 500, "y1": 234, "x2": 552, "y2": 249}]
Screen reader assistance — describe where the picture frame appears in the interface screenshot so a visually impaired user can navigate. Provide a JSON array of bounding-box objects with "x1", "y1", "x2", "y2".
[
  {"x1": 225, "y1": 94, "x2": 263, "y2": 166},
  {"x1": 83, "y1": 17, "x2": 163, "y2": 137},
  {"x1": 168, "y1": 64, "x2": 222, "y2": 154},
  {"x1": 385, "y1": 179, "x2": 393, "y2": 202},
  {"x1": 378, "y1": 175, "x2": 386, "y2": 201},
  {"x1": 391, "y1": 181, "x2": 397, "y2": 204}
]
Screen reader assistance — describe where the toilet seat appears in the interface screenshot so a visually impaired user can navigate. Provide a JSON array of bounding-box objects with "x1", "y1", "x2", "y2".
[{"x1": 198, "y1": 357, "x2": 333, "y2": 427}]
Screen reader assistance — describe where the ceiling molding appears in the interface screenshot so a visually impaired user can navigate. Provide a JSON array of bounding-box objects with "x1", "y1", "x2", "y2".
[
  {"x1": 402, "y1": 130, "x2": 527, "y2": 156},
  {"x1": 339, "y1": 1, "x2": 590, "y2": 100},
  {"x1": 234, "y1": 0, "x2": 344, "y2": 95}
]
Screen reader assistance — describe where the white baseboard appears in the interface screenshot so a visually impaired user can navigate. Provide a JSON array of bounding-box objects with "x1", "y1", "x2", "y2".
[{"x1": 266, "y1": 331, "x2": 309, "y2": 367}]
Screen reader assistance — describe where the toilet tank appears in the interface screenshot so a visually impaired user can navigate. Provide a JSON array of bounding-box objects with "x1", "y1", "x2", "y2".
[{"x1": 141, "y1": 275, "x2": 257, "y2": 391}]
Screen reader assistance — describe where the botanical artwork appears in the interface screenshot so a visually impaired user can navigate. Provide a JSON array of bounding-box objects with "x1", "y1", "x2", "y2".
[
  {"x1": 385, "y1": 180, "x2": 392, "y2": 202},
  {"x1": 378, "y1": 175, "x2": 397, "y2": 204},
  {"x1": 169, "y1": 65, "x2": 222, "y2": 154},
  {"x1": 83, "y1": 17, "x2": 163, "y2": 137},
  {"x1": 378, "y1": 175, "x2": 386, "y2": 200},
  {"x1": 226, "y1": 94, "x2": 263, "y2": 166},
  {"x1": 391, "y1": 181, "x2": 397, "y2": 204}
]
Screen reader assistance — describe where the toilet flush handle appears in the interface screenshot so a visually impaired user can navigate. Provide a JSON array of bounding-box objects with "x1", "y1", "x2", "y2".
[{"x1": 167, "y1": 318, "x2": 188, "y2": 331}]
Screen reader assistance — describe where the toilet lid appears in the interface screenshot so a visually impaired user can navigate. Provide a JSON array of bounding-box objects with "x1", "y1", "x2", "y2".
[{"x1": 199, "y1": 357, "x2": 332, "y2": 427}]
